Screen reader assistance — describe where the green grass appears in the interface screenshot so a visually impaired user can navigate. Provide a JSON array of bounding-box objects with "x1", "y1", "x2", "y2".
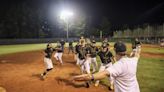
[
  {"x1": 0, "y1": 42, "x2": 112, "y2": 55},
  {"x1": 137, "y1": 58, "x2": 164, "y2": 92},
  {"x1": 0, "y1": 43, "x2": 47, "y2": 55},
  {"x1": 141, "y1": 47, "x2": 164, "y2": 54}
]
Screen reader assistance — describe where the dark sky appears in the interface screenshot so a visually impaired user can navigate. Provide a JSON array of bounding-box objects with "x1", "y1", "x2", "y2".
[{"x1": 1, "y1": 0, "x2": 164, "y2": 27}]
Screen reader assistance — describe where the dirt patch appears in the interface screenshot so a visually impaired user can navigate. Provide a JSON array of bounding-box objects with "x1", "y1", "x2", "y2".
[
  {"x1": 0, "y1": 50, "x2": 110, "y2": 92},
  {"x1": 141, "y1": 52, "x2": 164, "y2": 59}
]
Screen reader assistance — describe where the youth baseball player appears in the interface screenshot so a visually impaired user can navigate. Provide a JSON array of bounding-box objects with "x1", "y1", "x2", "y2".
[
  {"x1": 90, "y1": 40, "x2": 99, "y2": 73},
  {"x1": 75, "y1": 42, "x2": 80, "y2": 65},
  {"x1": 68, "y1": 40, "x2": 74, "y2": 54},
  {"x1": 41, "y1": 43, "x2": 55, "y2": 79},
  {"x1": 95, "y1": 42, "x2": 115, "y2": 90},
  {"x1": 54, "y1": 41, "x2": 63, "y2": 65},
  {"x1": 78, "y1": 39, "x2": 92, "y2": 88},
  {"x1": 134, "y1": 38, "x2": 142, "y2": 52},
  {"x1": 130, "y1": 44, "x2": 137, "y2": 57}
]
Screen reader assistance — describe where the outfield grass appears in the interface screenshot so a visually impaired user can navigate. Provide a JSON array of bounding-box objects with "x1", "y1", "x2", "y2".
[
  {"x1": 137, "y1": 58, "x2": 164, "y2": 92},
  {"x1": 141, "y1": 47, "x2": 164, "y2": 54},
  {"x1": 0, "y1": 44, "x2": 47, "y2": 55}
]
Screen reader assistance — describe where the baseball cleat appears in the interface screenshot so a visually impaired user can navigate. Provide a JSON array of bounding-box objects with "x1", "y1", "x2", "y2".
[
  {"x1": 86, "y1": 82, "x2": 90, "y2": 88},
  {"x1": 40, "y1": 74, "x2": 45, "y2": 80},
  {"x1": 110, "y1": 85, "x2": 114, "y2": 90},
  {"x1": 94, "y1": 82, "x2": 99, "y2": 87}
]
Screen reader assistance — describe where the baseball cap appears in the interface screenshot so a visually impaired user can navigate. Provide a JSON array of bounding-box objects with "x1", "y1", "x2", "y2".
[
  {"x1": 92, "y1": 40, "x2": 96, "y2": 43},
  {"x1": 102, "y1": 43, "x2": 108, "y2": 48},
  {"x1": 114, "y1": 41, "x2": 126, "y2": 53}
]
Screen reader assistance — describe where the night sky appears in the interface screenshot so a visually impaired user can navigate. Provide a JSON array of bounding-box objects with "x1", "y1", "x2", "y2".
[{"x1": 1, "y1": 0, "x2": 164, "y2": 27}]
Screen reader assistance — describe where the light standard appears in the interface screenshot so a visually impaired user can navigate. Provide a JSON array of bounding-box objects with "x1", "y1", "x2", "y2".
[{"x1": 60, "y1": 10, "x2": 73, "y2": 40}]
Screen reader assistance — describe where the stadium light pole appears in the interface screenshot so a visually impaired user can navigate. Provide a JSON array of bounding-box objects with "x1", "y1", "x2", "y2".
[{"x1": 60, "y1": 10, "x2": 73, "y2": 40}]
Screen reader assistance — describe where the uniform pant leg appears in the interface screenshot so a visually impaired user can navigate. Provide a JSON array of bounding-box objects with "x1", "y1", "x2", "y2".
[
  {"x1": 54, "y1": 53, "x2": 59, "y2": 60},
  {"x1": 95, "y1": 64, "x2": 106, "y2": 85},
  {"x1": 91, "y1": 57, "x2": 97, "y2": 72},
  {"x1": 58, "y1": 53, "x2": 63, "y2": 64}
]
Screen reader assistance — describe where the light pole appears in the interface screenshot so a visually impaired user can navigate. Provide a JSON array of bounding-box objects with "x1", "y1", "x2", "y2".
[{"x1": 60, "y1": 10, "x2": 73, "y2": 40}]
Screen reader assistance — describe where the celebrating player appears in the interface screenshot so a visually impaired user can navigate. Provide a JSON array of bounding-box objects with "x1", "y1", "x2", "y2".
[
  {"x1": 90, "y1": 40, "x2": 99, "y2": 73},
  {"x1": 54, "y1": 41, "x2": 63, "y2": 65},
  {"x1": 95, "y1": 42, "x2": 115, "y2": 90},
  {"x1": 68, "y1": 40, "x2": 74, "y2": 54},
  {"x1": 41, "y1": 43, "x2": 55, "y2": 80}
]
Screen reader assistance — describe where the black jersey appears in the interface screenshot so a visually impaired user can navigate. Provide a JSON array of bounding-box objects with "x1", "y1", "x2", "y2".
[
  {"x1": 98, "y1": 50, "x2": 113, "y2": 64},
  {"x1": 55, "y1": 44, "x2": 63, "y2": 52},
  {"x1": 69, "y1": 41, "x2": 73, "y2": 46},
  {"x1": 134, "y1": 41, "x2": 141, "y2": 47},
  {"x1": 91, "y1": 46, "x2": 99, "y2": 58},
  {"x1": 60, "y1": 40, "x2": 65, "y2": 46},
  {"x1": 45, "y1": 48, "x2": 54, "y2": 58},
  {"x1": 75, "y1": 44, "x2": 79, "y2": 54},
  {"x1": 85, "y1": 44, "x2": 92, "y2": 56},
  {"x1": 78, "y1": 46, "x2": 86, "y2": 60}
]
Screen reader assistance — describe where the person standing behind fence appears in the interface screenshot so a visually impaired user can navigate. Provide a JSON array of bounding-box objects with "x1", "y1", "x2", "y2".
[{"x1": 68, "y1": 40, "x2": 74, "y2": 54}]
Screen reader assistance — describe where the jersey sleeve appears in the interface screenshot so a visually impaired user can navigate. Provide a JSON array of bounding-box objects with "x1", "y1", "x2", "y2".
[
  {"x1": 108, "y1": 51, "x2": 113, "y2": 57},
  {"x1": 44, "y1": 49, "x2": 47, "y2": 53},
  {"x1": 106, "y1": 61, "x2": 123, "y2": 77}
]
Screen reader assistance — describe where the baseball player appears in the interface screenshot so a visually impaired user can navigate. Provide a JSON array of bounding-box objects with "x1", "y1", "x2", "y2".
[
  {"x1": 41, "y1": 43, "x2": 55, "y2": 79},
  {"x1": 79, "y1": 36, "x2": 86, "y2": 45},
  {"x1": 78, "y1": 39, "x2": 92, "y2": 88},
  {"x1": 75, "y1": 42, "x2": 80, "y2": 65},
  {"x1": 134, "y1": 38, "x2": 142, "y2": 52},
  {"x1": 60, "y1": 39, "x2": 65, "y2": 52},
  {"x1": 68, "y1": 40, "x2": 74, "y2": 54},
  {"x1": 54, "y1": 41, "x2": 63, "y2": 65},
  {"x1": 95, "y1": 42, "x2": 115, "y2": 90},
  {"x1": 130, "y1": 44, "x2": 137, "y2": 57},
  {"x1": 90, "y1": 40, "x2": 99, "y2": 73}
]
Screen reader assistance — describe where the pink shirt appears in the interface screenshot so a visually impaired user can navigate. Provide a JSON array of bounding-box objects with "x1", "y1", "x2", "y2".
[{"x1": 107, "y1": 57, "x2": 140, "y2": 92}]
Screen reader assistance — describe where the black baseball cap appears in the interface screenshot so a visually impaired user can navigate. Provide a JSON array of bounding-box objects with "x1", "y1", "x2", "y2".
[{"x1": 114, "y1": 41, "x2": 126, "y2": 53}]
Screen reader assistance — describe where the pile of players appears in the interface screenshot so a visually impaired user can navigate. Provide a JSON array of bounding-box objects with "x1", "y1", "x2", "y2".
[
  {"x1": 74, "y1": 36, "x2": 115, "y2": 89},
  {"x1": 41, "y1": 36, "x2": 142, "y2": 90}
]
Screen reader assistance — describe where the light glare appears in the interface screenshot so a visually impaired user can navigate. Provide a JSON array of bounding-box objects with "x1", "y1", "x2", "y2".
[{"x1": 60, "y1": 10, "x2": 73, "y2": 20}]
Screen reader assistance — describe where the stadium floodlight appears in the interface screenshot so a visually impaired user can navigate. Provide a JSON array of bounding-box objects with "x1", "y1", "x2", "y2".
[
  {"x1": 59, "y1": 10, "x2": 74, "y2": 40},
  {"x1": 60, "y1": 10, "x2": 73, "y2": 20}
]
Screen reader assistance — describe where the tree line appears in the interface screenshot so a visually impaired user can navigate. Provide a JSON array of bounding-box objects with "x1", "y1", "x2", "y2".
[{"x1": 113, "y1": 24, "x2": 164, "y2": 38}]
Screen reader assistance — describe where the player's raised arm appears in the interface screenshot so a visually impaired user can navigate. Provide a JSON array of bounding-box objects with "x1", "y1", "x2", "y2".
[{"x1": 134, "y1": 47, "x2": 141, "y2": 59}]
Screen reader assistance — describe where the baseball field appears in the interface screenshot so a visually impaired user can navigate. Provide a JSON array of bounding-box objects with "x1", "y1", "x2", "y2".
[{"x1": 0, "y1": 43, "x2": 164, "y2": 92}]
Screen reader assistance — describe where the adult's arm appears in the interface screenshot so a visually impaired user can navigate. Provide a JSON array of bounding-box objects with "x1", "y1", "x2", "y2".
[{"x1": 72, "y1": 70, "x2": 109, "y2": 82}]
